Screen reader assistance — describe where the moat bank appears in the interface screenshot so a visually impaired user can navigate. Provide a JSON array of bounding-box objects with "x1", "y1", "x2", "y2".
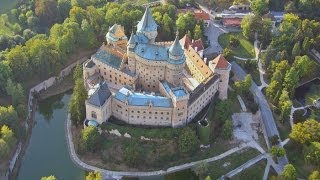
[{"x1": 17, "y1": 92, "x2": 85, "y2": 180}]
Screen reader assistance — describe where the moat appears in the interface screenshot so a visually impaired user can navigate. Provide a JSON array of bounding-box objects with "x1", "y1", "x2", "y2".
[
  {"x1": 16, "y1": 91, "x2": 196, "y2": 180},
  {"x1": 17, "y1": 92, "x2": 85, "y2": 180}
]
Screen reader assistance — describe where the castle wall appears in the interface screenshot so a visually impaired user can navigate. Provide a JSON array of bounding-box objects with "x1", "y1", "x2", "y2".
[
  {"x1": 165, "y1": 63, "x2": 185, "y2": 86},
  {"x1": 215, "y1": 68, "x2": 230, "y2": 100},
  {"x1": 112, "y1": 98, "x2": 173, "y2": 126},
  {"x1": 85, "y1": 98, "x2": 112, "y2": 124},
  {"x1": 93, "y1": 58, "x2": 137, "y2": 87},
  {"x1": 135, "y1": 55, "x2": 166, "y2": 91},
  {"x1": 187, "y1": 78, "x2": 219, "y2": 123}
]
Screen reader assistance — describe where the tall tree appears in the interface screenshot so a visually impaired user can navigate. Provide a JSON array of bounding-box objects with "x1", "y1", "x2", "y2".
[
  {"x1": 35, "y1": 0, "x2": 58, "y2": 27},
  {"x1": 281, "y1": 164, "x2": 296, "y2": 180},
  {"x1": 79, "y1": 126, "x2": 101, "y2": 153},
  {"x1": 69, "y1": 79, "x2": 87, "y2": 125},
  {"x1": 194, "y1": 24, "x2": 203, "y2": 40},
  {"x1": 251, "y1": 0, "x2": 269, "y2": 16}
]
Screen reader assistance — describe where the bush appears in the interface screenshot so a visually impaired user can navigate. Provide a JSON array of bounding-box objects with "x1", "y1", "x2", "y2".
[
  {"x1": 178, "y1": 127, "x2": 199, "y2": 153},
  {"x1": 269, "y1": 135, "x2": 279, "y2": 146},
  {"x1": 229, "y1": 36, "x2": 240, "y2": 48},
  {"x1": 78, "y1": 127, "x2": 101, "y2": 153},
  {"x1": 222, "y1": 48, "x2": 233, "y2": 60}
]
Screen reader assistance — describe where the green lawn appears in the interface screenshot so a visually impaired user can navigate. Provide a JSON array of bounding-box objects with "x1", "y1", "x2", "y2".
[
  {"x1": 218, "y1": 32, "x2": 255, "y2": 59},
  {"x1": 0, "y1": 0, "x2": 19, "y2": 14},
  {"x1": 305, "y1": 84, "x2": 320, "y2": 105},
  {"x1": 207, "y1": 148, "x2": 261, "y2": 179},
  {"x1": 231, "y1": 160, "x2": 267, "y2": 180}
]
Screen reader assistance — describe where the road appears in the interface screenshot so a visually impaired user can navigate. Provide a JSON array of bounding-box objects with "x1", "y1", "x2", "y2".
[{"x1": 231, "y1": 61, "x2": 288, "y2": 168}]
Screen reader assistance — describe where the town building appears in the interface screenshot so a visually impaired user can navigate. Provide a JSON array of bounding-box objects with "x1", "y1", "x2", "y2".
[{"x1": 83, "y1": 7, "x2": 231, "y2": 127}]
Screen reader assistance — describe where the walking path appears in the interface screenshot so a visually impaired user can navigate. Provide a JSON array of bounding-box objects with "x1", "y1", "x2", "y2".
[
  {"x1": 237, "y1": 95, "x2": 247, "y2": 112},
  {"x1": 289, "y1": 105, "x2": 312, "y2": 127},
  {"x1": 262, "y1": 161, "x2": 271, "y2": 180},
  {"x1": 222, "y1": 154, "x2": 266, "y2": 179},
  {"x1": 231, "y1": 62, "x2": 288, "y2": 168},
  {"x1": 66, "y1": 113, "x2": 255, "y2": 178}
]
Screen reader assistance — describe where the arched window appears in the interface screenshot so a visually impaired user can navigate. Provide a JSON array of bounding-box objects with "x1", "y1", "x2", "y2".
[{"x1": 91, "y1": 111, "x2": 97, "y2": 119}]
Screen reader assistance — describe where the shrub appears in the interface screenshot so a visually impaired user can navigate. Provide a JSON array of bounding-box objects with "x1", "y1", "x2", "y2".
[
  {"x1": 229, "y1": 35, "x2": 240, "y2": 48},
  {"x1": 178, "y1": 127, "x2": 199, "y2": 153}
]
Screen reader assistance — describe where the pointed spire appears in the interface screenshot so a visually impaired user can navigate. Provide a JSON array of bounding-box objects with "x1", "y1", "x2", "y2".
[
  {"x1": 137, "y1": 6, "x2": 157, "y2": 33},
  {"x1": 169, "y1": 31, "x2": 184, "y2": 57},
  {"x1": 128, "y1": 31, "x2": 135, "y2": 46}
]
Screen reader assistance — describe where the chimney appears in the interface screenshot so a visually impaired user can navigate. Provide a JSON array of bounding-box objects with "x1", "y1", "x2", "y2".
[
  {"x1": 195, "y1": 46, "x2": 198, "y2": 52},
  {"x1": 204, "y1": 57, "x2": 207, "y2": 63},
  {"x1": 192, "y1": 39, "x2": 194, "y2": 43}
]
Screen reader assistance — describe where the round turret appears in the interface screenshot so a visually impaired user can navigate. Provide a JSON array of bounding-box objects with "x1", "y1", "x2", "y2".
[
  {"x1": 127, "y1": 31, "x2": 136, "y2": 49},
  {"x1": 168, "y1": 33, "x2": 185, "y2": 63}
]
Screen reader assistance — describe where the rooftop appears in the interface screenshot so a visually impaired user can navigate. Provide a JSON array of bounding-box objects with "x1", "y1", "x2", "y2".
[
  {"x1": 161, "y1": 81, "x2": 188, "y2": 98},
  {"x1": 212, "y1": 54, "x2": 230, "y2": 69},
  {"x1": 94, "y1": 49, "x2": 122, "y2": 69},
  {"x1": 135, "y1": 43, "x2": 168, "y2": 61},
  {"x1": 137, "y1": 7, "x2": 158, "y2": 33},
  {"x1": 115, "y1": 87, "x2": 173, "y2": 108},
  {"x1": 222, "y1": 17, "x2": 242, "y2": 26},
  {"x1": 87, "y1": 81, "x2": 111, "y2": 107},
  {"x1": 194, "y1": 10, "x2": 210, "y2": 21}
]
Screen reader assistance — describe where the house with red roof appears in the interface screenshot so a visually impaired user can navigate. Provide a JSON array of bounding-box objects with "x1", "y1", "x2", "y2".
[
  {"x1": 180, "y1": 34, "x2": 205, "y2": 58},
  {"x1": 194, "y1": 10, "x2": 210, "y2": 27}
]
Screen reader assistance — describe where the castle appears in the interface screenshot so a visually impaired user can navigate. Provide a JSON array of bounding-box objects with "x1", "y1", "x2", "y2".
[{"x1": 83, "y1": 7, "x2": 231, "y2": 127}]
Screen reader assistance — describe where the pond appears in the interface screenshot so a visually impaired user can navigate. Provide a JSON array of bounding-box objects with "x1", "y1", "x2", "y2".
[
  {"x1": 17, "y1": 91, "x2": 197, "y2": 180},
  {"x1": 17, "y1": 92, "x2": 85, "y2": 180},
  {"x1": 294, "y1": 78, "x2": 320, "y2": 105}
]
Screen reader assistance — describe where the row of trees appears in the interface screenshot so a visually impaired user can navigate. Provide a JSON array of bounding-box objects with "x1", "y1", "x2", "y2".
[
  {"x1": 266, "y1": 55, "x2": 317, "y2": 122},
  {"x1": 176, "y1": 12, "x2": 204, "y2": 40}
]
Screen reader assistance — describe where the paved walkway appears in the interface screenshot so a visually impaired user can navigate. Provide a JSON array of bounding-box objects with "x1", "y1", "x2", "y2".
[
  {"x1": 237, "y1": 95, "x2": 247, "y2": 112},
  {"x1": 66, "y1": 113, "x2": 252, "y2": 178},
  {"x1": 289, "y1": 105, "x2": 312, "y2": 127},
  {"x1": 262, "y1": 161, "x2": 271, "y2": 180},
  {"x1": 222, "y1": 154, "x2": 266, "y2": 179},
  {"x1": 231, "y1": 62, "x2": 288, "y2": 168}
]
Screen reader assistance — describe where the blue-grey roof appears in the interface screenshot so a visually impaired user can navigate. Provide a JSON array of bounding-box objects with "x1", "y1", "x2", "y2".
[
  {"x1": 169, "y1": 35, "x2": 184, "y2": 56},
  {"x1": 161, "y1": 81, "x2": 188, "y2": 98},
  {"x1": 135, "y1": 43, "x2": 168, "y2": 61},
  {"x1": 137, "y1": 7, "x2": 157, "y2": 33},
  {"x1": 106, "y1": 24, "x2": 127, "y2": 42},
  {"x1": 114, "y1": 87, "x2": 173, "y2": 107},
  {"x1": 94, "y1": 50, "x2": 122, "y2": 69},
  {"x1": 87, "y1": 81, "x2": 111, "y2": 107}
]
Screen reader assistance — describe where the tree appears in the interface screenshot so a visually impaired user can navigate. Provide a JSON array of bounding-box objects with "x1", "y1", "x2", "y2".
[
  {"x1": 266, "y1": 80, "x2": 281, "y2": 104},
  {"x1": 35, "y1": 0, "x2": 58, "y2": 27},
  {"x1": 216, "y1": 100, "x2": 232, "y2": 123},
  {"x1": 41, "y1": 175, "x2": 57, "y2": 180},
  {"x1": 178, "y1": 127, "x2": 199, "y2": 153},
  {"x1": 283, "y1": 67, "x2": 299, "y2": 98},
  {"x1": 251, "y1": 0, "x2": 269, "y2": 16},
  {"x1": 278, "y1": 90, "x2": 292, "y2": 123},
  {"x1": 0, "y1": 139, "x2": 9, "y2": 158},
  {"x1": 162, "y1": 13, "x2": 174, "y2": 40},
  {"x1": 73, "y1": 64, "x2": 83, "y2": 81},
  {"x1": 123, "y1": 141, "x2": 142, "y2": 166},
  {"x1": 289, "y1": 119, "x2": 320, "y2": 144},
  {"x1": 281, "y1": 164, "x2": 296, "y2": 180},
  {"x1": 309, "y1": 171, "x2": 320, "y2": 180},
  {"x1": 222, "y1": 48, "x2": 233, "y2": 60},
  {"x1": 229, "y1": 36, "x2": 240, "y2": 48},
  {"x1": 234, "y1": 74, "x2": 252, "y2": 96},
  {"x1": 270, "y1": 146, "x2": 286, "y2": 157},
  {"x1": 58, "y1": 0, "x2": 71, "y2": 21},
  {"x1": 221, "y1": 120, "x2": 233, "y2": 140},
  {"x1": 291, "y1": 42, "x2": 301, "y2": 60},
  {"x1": 1, "y1": 125, "x2": 15, "y2": 148},
  {"x1": 6, "y1": 79, "x2": 25, "y2": 107},
  {"x1": 194, "y1": 24, "x2": 202, "y2": 40},
  {"x1": 86, "y1": 171, "x2": 102, "y2": 180},
  {"x1": 192, "y1": 162, "x2": 209, "y2": 180},
  {"x1": 303, "y1": 142, "x2": 320, "y2": 166},
  {"x1": 0, "y1": 61, "x2": 11, "y2": 93},
  {"x1": 69, "y1": 79, "x2": 87, "y2": 126},
  {"x1": 79, "y1": 126, "x2": 101, "y2": 153}
]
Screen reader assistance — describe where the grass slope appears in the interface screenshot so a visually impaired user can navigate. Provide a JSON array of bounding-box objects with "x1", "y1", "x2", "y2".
[{"x1": 218, "y1": 32, "x2": 255, "y2": 59}]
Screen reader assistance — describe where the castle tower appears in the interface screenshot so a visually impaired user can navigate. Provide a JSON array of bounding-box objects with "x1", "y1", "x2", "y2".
[
  {"x1": 137, "y1": 6, "x2": 158, "y2": 43},
  {"x1": 166, "y1": 33, "x2": 185, "y2": 86},
  {"x1": 127, "y1": 32, "x2": 136, "y2": 73},
  {"x1": 208, "y1": 55, "x2": 231, "y2": 100}
]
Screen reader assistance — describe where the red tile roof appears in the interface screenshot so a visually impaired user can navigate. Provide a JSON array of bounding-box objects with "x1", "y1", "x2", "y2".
[
  {"x1": 194, "y1": 10, "x2": 210, "y2": 21},
  {"x1": 222, "y1": 18, "x2": 242, "y2": 27},
  {"x1": 213, "y1": 55, "x2": 230, "y2": 69},
  {"x1": 192, "y1": 39, "x2": 204, "y2": 51}
]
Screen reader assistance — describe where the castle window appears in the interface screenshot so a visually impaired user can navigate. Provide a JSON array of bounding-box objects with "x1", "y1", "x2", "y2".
[
  {"x1": 132, "y1": 110, "x2": 134, "y2": 113},
  {"x1": 117, "y1": 105, "x2": 122, "y2": 108},
  {"x1": 91, "y1": 111, "x2": 97, "y2": 119},
  {"x1": 110, "y1": 75, "x2": 112, "y2": 78},
  {"x1": 155, "y1": 112, "x2": 157, "y2": 114},
  {"x1": 138, "y1": 111, "x2": 140, "y2": 113},
  {"x1": 161, "y1": 112, "x2": 163, "y2": 115},
  {"x1": 167, "y1": 112, "x2": 169, "y2": 115}
]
